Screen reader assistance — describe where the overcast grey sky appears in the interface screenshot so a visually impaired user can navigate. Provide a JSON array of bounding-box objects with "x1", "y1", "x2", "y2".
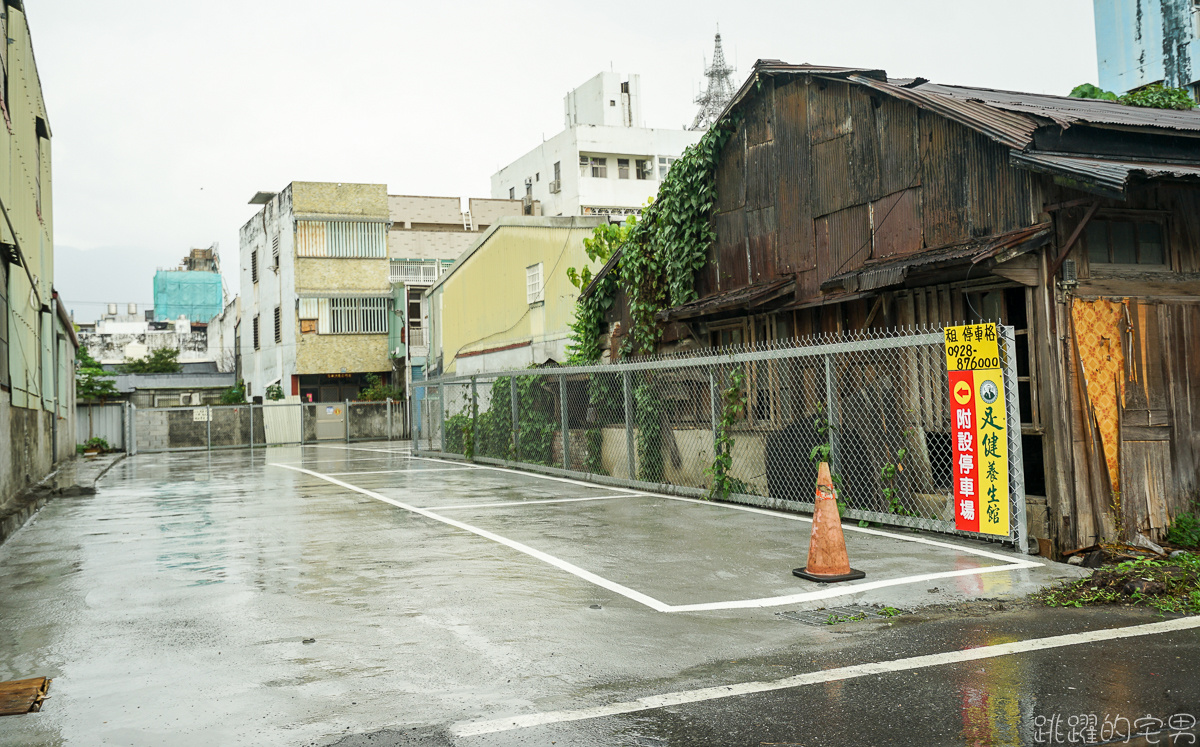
[{"x1": 36, "y1": 0, "x2": 1098, "y2": 320}]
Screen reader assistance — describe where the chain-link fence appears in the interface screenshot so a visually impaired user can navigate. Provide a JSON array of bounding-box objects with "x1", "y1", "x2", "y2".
[
  {"x1": 130, "y1": 399, "x2": 409, "y2": 453},
  {"x1": 413, "y1": 326, "x2": 1028, "y2": 550}
]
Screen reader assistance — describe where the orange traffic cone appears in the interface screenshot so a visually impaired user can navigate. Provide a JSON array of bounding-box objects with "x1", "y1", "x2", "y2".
[{"x1": 793, "y1": 462, "x2": 865, "y2": 583}]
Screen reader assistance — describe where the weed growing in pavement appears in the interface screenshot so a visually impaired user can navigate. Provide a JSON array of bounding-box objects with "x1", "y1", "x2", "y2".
[
  {"x1": 1035, "y1": 552, "x2": 1200, "y2": 615},
  {"x1": 1166, "y1": 507, "x2": 1200, "y2": 549}
]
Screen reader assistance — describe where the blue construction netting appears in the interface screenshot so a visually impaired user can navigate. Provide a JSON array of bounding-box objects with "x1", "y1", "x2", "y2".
[{"x1": 153, "y1": 270, "x2": 223, "y2": 323}]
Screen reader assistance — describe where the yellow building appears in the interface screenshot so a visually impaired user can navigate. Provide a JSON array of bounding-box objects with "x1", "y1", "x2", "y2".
[
  {"x1": 1, "y1": 2, "x2": 77, "y2": 509},
  {"x1": 425, "y1": 216, "x2": 606, "y2": 375}
]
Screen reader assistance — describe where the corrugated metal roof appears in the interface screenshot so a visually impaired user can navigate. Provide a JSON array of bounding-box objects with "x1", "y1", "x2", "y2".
[
  {"x1": 913, "y1": 83, "x2": 1200, "y2": 134},
  {"x1": 845, "y1": 74, "x2": 1038, "y2": 150},
  {"x1": 722, "y1": 60, "x2": 1200, "y2": 155},
  {"x1": 655, "y1": 277, "x2": 795, "y2": 323},
  {"x1": 821, "y1": 224, "x2": 1053, "y2": 293},
  {"x1": 1010, "y1": 152, "x2": 1200, "y2": 199}
]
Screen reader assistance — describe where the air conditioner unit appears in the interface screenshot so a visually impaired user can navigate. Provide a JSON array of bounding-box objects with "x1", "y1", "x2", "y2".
[
  {"x1": 188, "y1": 392, "x2": 202, "y2": 406},
  {"x1": 548, "y1": 180, "x2": 561, "y2": 194}
]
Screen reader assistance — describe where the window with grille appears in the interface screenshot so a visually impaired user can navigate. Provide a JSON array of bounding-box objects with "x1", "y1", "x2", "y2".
[
  {"x1": 251, "y1": 250, "x2": 259, "y2": 284},
  {"x1": 526, "y1": 263, "x2": 544, "y2": 305},
  {"x1": 618, "y1": 158, "x2": 630, "y2": 179},
  {"x1": 253, "y1": 315, "x2": 260, "y2": 350},
  {"x1": 274, "y1": 305, "x2": 282, "y2": 343},
  {"x1": 1083, "y1": 216, "x2": 1167, "y2": 267},
  {"x1": 272, "y1": 235, "x2": 280, "y2": 268},
  {"x1": 329, "y1": 297, "x2": 389, "y2": 334}
]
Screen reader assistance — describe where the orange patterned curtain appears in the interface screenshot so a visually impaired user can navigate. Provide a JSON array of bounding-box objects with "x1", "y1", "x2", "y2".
[{"x1": 1070, "y1": 299, "x2": 1128, "y2": 493}]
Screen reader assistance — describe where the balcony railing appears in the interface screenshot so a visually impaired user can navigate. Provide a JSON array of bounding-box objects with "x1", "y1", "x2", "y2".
[
  {"x1": 407, "y1": 327, "x2": 428, "y2": 347},
  {"x1": 390, "y1": 261, "x2": 439, "y2": 285}
]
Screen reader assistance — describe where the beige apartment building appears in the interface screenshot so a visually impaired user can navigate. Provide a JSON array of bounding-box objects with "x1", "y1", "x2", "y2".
[{"x1": 233, "y1": 182, "x2": 530, "y2": 404}]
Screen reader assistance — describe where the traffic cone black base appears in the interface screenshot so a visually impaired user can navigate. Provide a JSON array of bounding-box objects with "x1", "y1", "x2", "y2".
[{"x1": 792, "y1": 566, "x2": 865, "y2": 583}]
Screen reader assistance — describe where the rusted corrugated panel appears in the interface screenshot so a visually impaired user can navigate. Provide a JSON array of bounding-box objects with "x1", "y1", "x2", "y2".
[
  {"x1": 918, "y1": 112, "x2": 968, "y2": 248},
  {"x1": 714, "y1": 126, "x2": 746, "y2": 213},
  {"x1": 816, "y1": 203, "x2": 870, "y2": 280},
  {"x1": 808, "y1": 79, "x2": 852, "y2": 144},
  {"x1": 1012, "y1": 151, "x2": 1200, "y2": 200},
  {"x1": 871, "y1": 187, "x2": 922, "y2": 259},
  {"x1": 744, "y1": 76, "x2": 774, "y2": 146},
  {"x1": 746, "y1": 206, "x2": 776, "y2": 281},
  {"x1": 848, "y1": 87, "x2": 881, "y2": 204},
  {"x1": 875, "y1": 96, "x2": 920, "y2": 195},
  {"x1": 811, "y1": 135, "x2": 853, "y2": 217},
  {"x1": 773, "y1": 77, "x2": 810, "y2": 274},
  {"x1": 846, "y1": 74, "x2": 1036, "y2": 150},
  {"x1": 713, "y1": 210, "x2": 748, "y2": 292},
  {"x1": 915, "y1": 82, "x2": 1200, "y2": 135},
  {"x1": 745, "y1": 142, "x2": 775, "y2": 211}
]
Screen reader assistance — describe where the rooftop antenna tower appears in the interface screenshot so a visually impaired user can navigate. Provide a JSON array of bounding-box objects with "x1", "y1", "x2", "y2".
[{"x1": 690, "y1": 28, "x2": 736, "y2": 131}]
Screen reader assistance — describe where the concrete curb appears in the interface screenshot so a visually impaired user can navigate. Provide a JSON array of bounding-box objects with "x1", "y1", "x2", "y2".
[{"x1": 0, "y1": 453, "x2": 127, "y2": 548}]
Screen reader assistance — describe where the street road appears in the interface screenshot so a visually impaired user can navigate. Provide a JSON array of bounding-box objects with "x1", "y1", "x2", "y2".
[{"x1": 0, "y1": 443, "x2": 1194, "y2": 746}]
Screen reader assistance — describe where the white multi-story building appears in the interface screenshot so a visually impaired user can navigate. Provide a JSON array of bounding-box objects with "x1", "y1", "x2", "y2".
[{"x1": 491, "y1": 72, "x2": 703, "y2": 219}]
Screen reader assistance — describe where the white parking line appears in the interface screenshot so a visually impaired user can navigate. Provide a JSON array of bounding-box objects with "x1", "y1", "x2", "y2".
[
  {"x1": 268, "y1": 455, "x2": 417, "y2": 466},
  {"x1": 427, "y1": 494, "x2": 644, "y2": 511},
  {"x1": 406, "y1": 454, "x2": 1036, "y2": 567},
  {"x1": 324, "y1": 467, "x2": 482, "y2": 476},
  {"x1": 450, "y1": 615, "x2": 1200, "y2": 736},
  {"x1": 270, "y1": 463, "x2": 673, "y2": 613},
  {"x1": 271, "y1": 461, "x2": 1037, "y2": 613}
]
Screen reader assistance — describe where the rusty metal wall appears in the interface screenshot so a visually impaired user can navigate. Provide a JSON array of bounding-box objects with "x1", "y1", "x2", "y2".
[{"x1": 705, "y1": 73, "x2": 1042, "y2": 309}]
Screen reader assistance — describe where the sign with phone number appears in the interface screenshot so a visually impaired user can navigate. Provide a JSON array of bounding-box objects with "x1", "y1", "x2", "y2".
[{"x1": 943, "y1": 323, "x2": 1009, "y2": 537}]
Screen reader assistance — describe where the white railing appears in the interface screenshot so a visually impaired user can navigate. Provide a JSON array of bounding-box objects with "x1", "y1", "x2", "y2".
[
  {"x1": 408, "y1": 327, "x2": 428, "y2": 347},
  {"x1": 390, "y1": 260, "x2": 439, "y2": 285}
]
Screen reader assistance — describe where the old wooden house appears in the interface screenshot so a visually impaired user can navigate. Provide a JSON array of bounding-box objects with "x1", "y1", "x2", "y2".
[{"x1": 595, "y1": 61, "x2": 1200, "y2": 554}]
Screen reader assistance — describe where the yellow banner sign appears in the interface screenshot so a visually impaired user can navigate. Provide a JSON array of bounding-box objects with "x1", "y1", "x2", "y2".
[{"x1": 944, "y1": 324, "x2": 1009, "y2": 537}]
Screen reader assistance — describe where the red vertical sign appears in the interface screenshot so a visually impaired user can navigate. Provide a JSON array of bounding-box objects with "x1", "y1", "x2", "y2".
[{"x1": 949, "y1": 369, "x2": 980, "y2": 533}]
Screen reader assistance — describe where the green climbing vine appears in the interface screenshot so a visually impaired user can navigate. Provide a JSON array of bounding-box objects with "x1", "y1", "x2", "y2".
[
  {"x1": 705, "y1": 366, "x2": 747, "y2": 500},
  {"x1": 560, "y1": 116, "x2": 741, "y2": 485},
  {"x1": 565, "y1": 114, "x2": 741, "y2": 361}
]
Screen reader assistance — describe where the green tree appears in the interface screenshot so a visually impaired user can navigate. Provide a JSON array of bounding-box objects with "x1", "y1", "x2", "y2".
[
  {"x1": 122, "y1": 347, "x2": 181, "y2": 373},
  {"x1": 218, "y1": 380, "x2": 246, "y2": 405},
  {"x1": 358, "y1": 373, "x2": 403, "y2": 401},
  {"x1": 76, "y1": 347, "x2": 119, "y2": 401},
  {"x1": 1070, "y1": 82, "x2": 1195, "y2": 110}
]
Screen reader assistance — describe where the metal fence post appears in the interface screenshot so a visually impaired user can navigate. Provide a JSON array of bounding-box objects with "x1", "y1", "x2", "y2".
[
  {"x1": 438, "y1": 386, "x2": 446, "y2": 453},
  {"x1": 206, "y1": 404, "x2": 212, "y2": 451},
  {"x1": 824, "y1": 354, "x2": 839, "y2": 474},
  {"x1": 470, "y1": 377, "x2": 478, "y2": 458},
  {"x1": 345, "y1": 399, "x2": 351, "y2": 443},
  {"x1": 709, "y1": 368, "x2": 720, "y2": 457},
  {"x1": 623, "y1": 371, "x2": 635, "y2": 480},
  {"x1": 1001, "y1": 324, "x2": 1029, "y2": 553},
  {"x1": 559, "y1": 374, "x2": 569, "y2": 470},
  {"x1": 510, "y1": 376, "x2": 520, "y2": 459}
]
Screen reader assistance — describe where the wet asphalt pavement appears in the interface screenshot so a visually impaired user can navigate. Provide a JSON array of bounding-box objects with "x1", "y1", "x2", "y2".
[{"x1": 0, "y1": 443, "x2": 1195, "y2": 746}]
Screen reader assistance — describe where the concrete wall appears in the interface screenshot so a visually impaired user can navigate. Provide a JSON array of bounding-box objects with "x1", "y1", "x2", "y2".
[
  {"x1": 1, "y1": 5, "x2": 76, "y2": 512},
  {"x1": 1095, "y1": 0, "x2": 1200, "y2": 92},
  {"x1": 295, "y1": 334, "x2": 390, "y2": 376},
  {"x1": 292, "y1": 182, "x2": 389, "y2": 219},
  {"x1": 295, "y1": 258, "x2": 388, "y2": 291},
  {"x1": 1, "y1": 390, "x2": 54, "y2": 507}
]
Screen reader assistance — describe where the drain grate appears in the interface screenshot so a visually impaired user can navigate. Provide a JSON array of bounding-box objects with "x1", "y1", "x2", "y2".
[{"x1": 776, "y1": 605, "x2": 903, "y2": 626}]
